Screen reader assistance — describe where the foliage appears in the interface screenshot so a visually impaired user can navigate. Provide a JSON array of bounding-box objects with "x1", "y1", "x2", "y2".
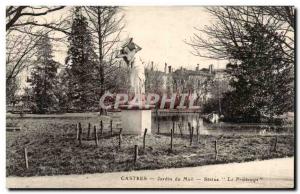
[
  {"x1": 64, "y1": 8, "x2": 99, "y2": 111},
  {"x1": 6, "y1": 77, "x2": 20, "y2": 105},
  {"x1": 222, "y1": 23, "x2": 294, "y2": 122},
  {"x1": 29, "y1": 34, "x2": 59, "y2": 113},
  {"x1": 188, "y1": 7, "x2": 294, "y2": 122}
]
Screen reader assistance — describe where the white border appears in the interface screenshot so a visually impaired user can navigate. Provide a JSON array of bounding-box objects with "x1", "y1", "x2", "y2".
[{"x1": 1, "y1": 1, "x2": 298, "y2": 194}]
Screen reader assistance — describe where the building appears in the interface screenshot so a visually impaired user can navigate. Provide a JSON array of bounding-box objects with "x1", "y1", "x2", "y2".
[{"x1": 145, "y1": 63, "x2": 230, "y2": 105}]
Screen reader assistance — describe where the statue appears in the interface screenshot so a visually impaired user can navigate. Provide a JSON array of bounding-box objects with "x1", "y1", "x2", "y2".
[
  {"x1": 117, "y1": 38, "x2": 152, "y2": 135},
  {"x1": 117, "y1": 38, "x2": 145, "y2": 96}
]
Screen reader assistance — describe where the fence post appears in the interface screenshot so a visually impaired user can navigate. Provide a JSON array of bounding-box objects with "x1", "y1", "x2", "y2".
[
  {"x1": 110, "y1": 120, "x2": 113, "y2": 136},
  {"x1": 158, "y1": 121, "x2": 160, "y2": 134},
  {"x1": 119, "y1": 128, "x2": 122, "y2": 150},
  {"x1": 94, "y1": 125, "x2": 98, "y2": 146},
  {"x1": 170, "y1": 128, "x2": 174, "y2": 151},
  {"x1": 100, "y1": 120, "x2": 103, "y2": 136},
  {"x1": 87, "y1": 123, "x2": 91, "y2": 140},
  {"x1": 134, "y1": 145, "x2": 138, "y2": 164},
  {"x1": 191, "y1": 126, "x2": 194, "y2": 146},
  {"x1": 188, "y1": 122, "x2": 193, "y2": 146},
  {"x1": 196, "y1": 124, "x2": 199, "y2": 143},
  {"x1": 143, "y1": 128, "x2": 148, "y2": 150},
  {"x1": 78, "y1": 122, "x2": 82, "y2": 145},
  {"x1": 156, "y1": 108, "x2": 160, "y2": 134},
  {"x1": 214, "y1": 140, "x2": 218, "y2": 160},
  {"x1": 188, "y1": 122, "x2": 191, "y2": 144},
  {"x1": 199, "y1": 120, "x2": 201, "y2": 142},
  {"x1": 273, "y1": 136, "x2": 278, "y2": 152},
  {"x1": 24, "y1": 147, "x2": 29, "y2": 169}
]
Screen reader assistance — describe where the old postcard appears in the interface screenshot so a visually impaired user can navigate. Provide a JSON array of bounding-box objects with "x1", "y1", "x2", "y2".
[{"x1": 6, "y1": 6, "x2": 295, "y2": 189}]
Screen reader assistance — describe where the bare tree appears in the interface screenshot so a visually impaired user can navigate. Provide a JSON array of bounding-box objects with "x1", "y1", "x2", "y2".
[
  {"x1": 6, "y1": 28, "x2": 41, "y2": 103},
  {"x1": 6, "y1": 6, "x2": 70, "y2": 105},
  {"x1": 83, "y1": 6, "x2": 125, "y2": 96},
  {"x1": 187, "y1": 6, "x2": 295, "y2": 120},
  {"x1": 6, "y1": 6, "x2": 125, "y2": 110},
  {"x1": 187, "y1": 6, "x2": 294, "y2": 64},
  {"x1": 260, "y1": 7, "x2": 294, "y2": 30},
  {"x1": 6, "y1": 6, "x2": 68, "y2": 33}
]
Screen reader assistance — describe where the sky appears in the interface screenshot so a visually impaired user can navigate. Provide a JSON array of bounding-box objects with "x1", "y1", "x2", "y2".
[
  {"x1": 120, "y1": 6, "x2": 226, "y2": 70},
  {"x1": 53, "y1": 6, "x2": 227, "y2": 71}
]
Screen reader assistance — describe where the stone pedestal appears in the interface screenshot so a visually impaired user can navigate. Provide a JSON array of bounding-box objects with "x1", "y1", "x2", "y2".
[{"x1": 120, "y1": 108, "x2": 152, "y2": 135}]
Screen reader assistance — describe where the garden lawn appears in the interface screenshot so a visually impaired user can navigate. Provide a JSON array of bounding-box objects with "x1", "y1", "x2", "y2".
[{"x1": 6, "y1": 115, "x2": 294, "y2": 177}]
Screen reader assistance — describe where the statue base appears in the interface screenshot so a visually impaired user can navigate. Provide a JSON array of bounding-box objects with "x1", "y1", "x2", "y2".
[{"x1": 119, "y1": 105, "x2": 154, "y2": 136}]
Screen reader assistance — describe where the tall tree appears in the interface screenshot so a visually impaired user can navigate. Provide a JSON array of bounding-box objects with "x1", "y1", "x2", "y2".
[
  {"x1": 83, "y1": 6, "x2": 124, "y2": 97},
  {"x1": 224, "y1": 22, "x2": 293, "y2": 121},
  {"x1": 65, "y1": 8, "x2": 98, "y2": 111},
  {"x1": 187, "y1": 6, "x2": 294, "y2": 121},
  {"x1": 30, "y1": 34, "x2": 59, "y2": 113},
  {"x1": 6, "y1": 6, "x2": 69, "y2": 107}
]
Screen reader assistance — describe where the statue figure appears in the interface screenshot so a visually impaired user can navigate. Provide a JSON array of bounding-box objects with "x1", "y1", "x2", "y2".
[
  {"x1": 117, "y1": 38, "x2": 145, "y2": 96},
  {"x1": 116, "y1": 39, "x2": 152, "y2": 135}
]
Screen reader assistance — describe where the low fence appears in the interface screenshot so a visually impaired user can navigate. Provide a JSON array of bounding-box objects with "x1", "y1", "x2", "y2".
[{"x1": 20, "y1": 119, "x2": 293, "y2": 170}]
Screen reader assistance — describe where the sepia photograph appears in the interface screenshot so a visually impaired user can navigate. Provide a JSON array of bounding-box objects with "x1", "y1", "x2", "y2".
[{"x1": 5, "y1": 5, "x2": 295, "y2": 189}]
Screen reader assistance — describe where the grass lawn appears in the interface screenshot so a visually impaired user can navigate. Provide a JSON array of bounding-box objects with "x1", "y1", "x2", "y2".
[{"x1": 6, "y1": 115, "x2": 294, "y2": 177}]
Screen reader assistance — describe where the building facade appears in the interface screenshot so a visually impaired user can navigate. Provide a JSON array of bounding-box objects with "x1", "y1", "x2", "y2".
[{"x1": 145, "y1": 63, "x2": 229, "y2": 106}]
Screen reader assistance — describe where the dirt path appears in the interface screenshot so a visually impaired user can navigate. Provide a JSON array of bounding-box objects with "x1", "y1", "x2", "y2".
[{"x1": 7, "y1": 157, "x2": 294, "y2": 189}]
